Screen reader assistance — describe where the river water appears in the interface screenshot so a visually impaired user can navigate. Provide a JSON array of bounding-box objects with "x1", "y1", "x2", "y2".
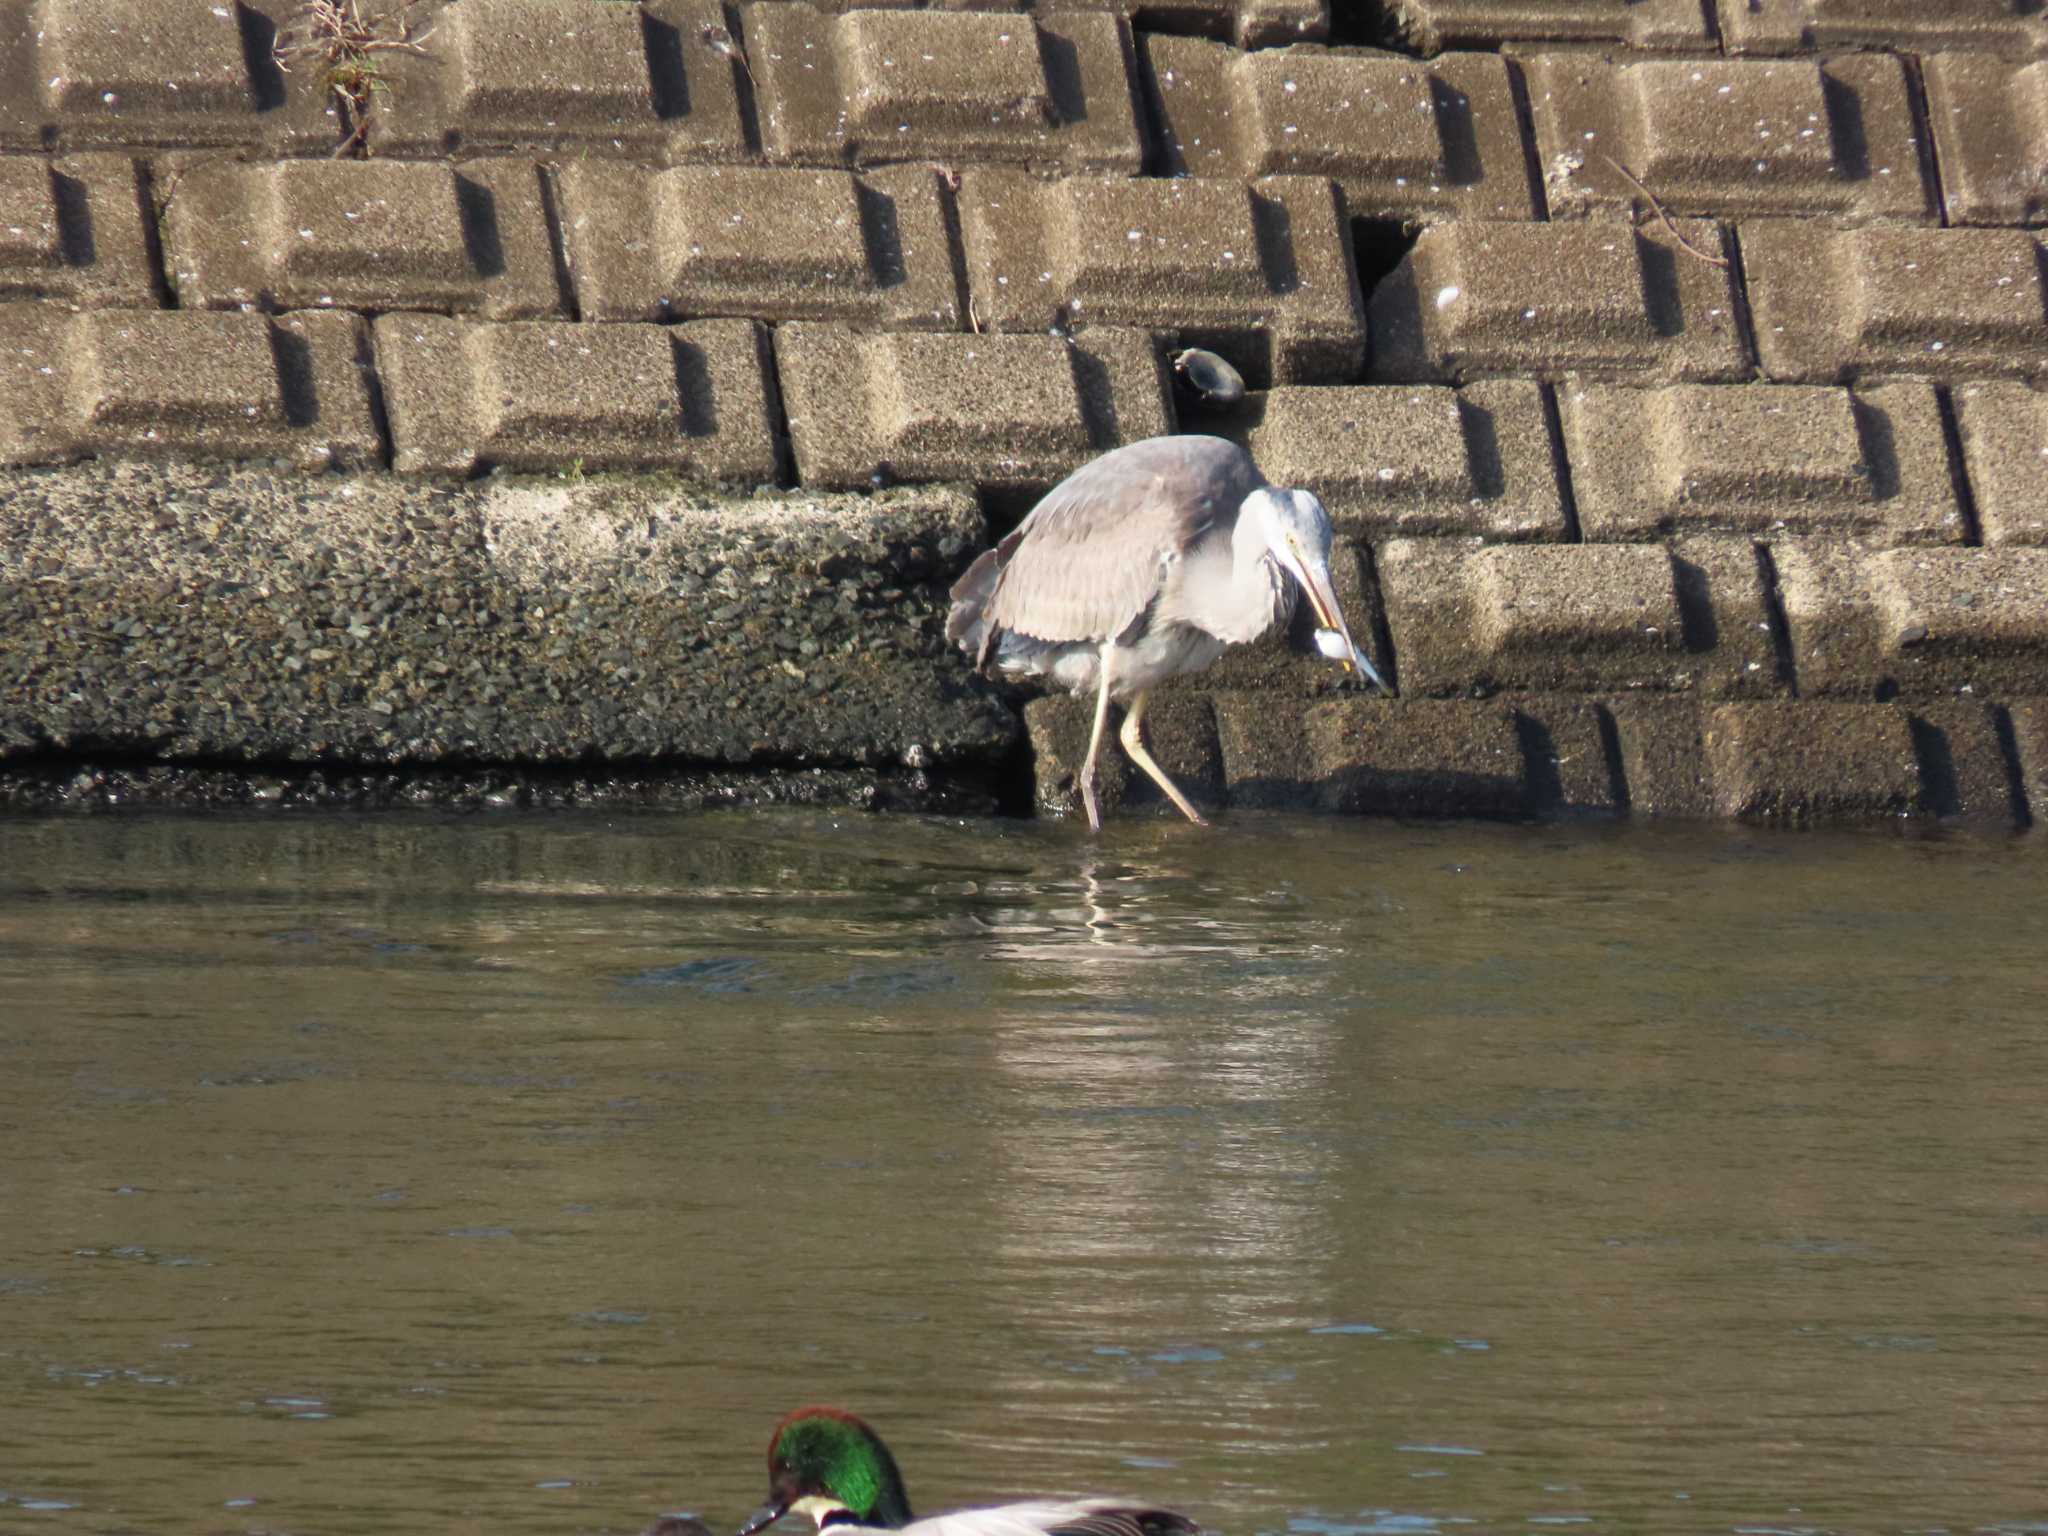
[{"x1": 2, "y1": 812, "x2": 2044, "y2": 1536}]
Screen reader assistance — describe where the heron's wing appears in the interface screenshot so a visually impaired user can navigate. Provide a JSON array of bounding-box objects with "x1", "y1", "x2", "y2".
[
  {"x1": 905, "y1": 1502, "x2": 1200, "y2": 1536},
  {"x1": 978, "y1": 437, "x2": 1261, "y2": 650}
]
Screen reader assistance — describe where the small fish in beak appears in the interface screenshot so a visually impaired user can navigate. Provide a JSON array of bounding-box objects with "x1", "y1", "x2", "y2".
[{"x1": 1313, "y1": 626, "x2": 1394, "y2": 694}]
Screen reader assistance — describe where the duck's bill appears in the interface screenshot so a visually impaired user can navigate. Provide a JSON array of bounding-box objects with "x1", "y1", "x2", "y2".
[
  {"x1": 736, "y1": 1503, "x2": 788, "y2": 1536},
  {"x1": 1293, "y1": 561, "x2": 1394, "y2": 696}
]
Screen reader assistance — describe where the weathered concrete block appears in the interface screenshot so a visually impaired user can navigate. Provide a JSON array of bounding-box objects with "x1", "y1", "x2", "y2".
[
  {"x1": 0, "y1": 153, "x2": 155, "y2": 307},
  {"x1": 1905, "y1": 700, "x2": 2023, "y2": 822},
  {"x1": 374, "y1": 314, "x2": 777, "y2": 479},
  {"x1": 1368, "y1": 218, "x2": 1748, "y2": 383},
  {"x1": 1951, "y1": 381, "x2": 2048, "y2": 546},
  {"x1": 1722, "y1": 0, "x2": 2046, "y2": 57},
  {"x1": 0, "y1": 306, "x2": 378, "y2": 470},
  {"x1": 1377, "y1": 538, "x2": 1773, "y2": 697},
  {"x1": 1386, "y1": 0, "x2": 1711, "y2": 49},
  {"x1": 1527, "y1": 53, "x2": 1932, "y2": 223},
  {"x1": 746, "y1": 6, "x2": 1142, "y2": 172},
  {"x1": 1217, "y1": 694, "x2": 1531, "y2": 815},
  {"x1": 1559, "y1": 380, "x2": 1965, "y2": 543},
  {"x1": 776, "y1": 324, "x2": 1170, "y2": 489},
  {"x1": 1703, "y1": 701, "x2": 1920, "y2": 822},
  {"x1": 165, "y1": 158, "x2": 561, "y2": 319},
  {"x1": 368, "y1": 0, "x2": 749, "y2": 160},
  {"x1": 1774, "y1": 541, "x2": 2048, "y2": 698},
  {"x1": 1922, "y1": 55, "x2": 2048, "y2": 227},
  {"x1": 1745, "y1": 223, "x2": 2048, "y2": 383},
  {"x1": 557, "y1": 163, "x2": 961, "y2": 329},
  {"x1": 2006, "y1": 699, "x2": 2048, "y2": 830},
  {"x1": 960, "y1": 170, "x2": 1363, "y2": 385},
  {"x1": 1147, "y1": 36, "x2": 1534, "y2": 220},
  {"x1": 1243, "y1": 379, "x2": 1567, "y2": 541},
  {"x1": 1607, "y1": 696, "x2": 1715, "y2": 817}
]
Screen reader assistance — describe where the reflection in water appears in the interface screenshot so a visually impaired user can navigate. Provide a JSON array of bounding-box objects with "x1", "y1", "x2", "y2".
[{"x1": 2, "y1": 814, "x2": 2047, "y2": 1536}]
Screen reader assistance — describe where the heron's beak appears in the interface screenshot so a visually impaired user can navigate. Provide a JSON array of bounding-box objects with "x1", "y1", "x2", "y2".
[
  {"x1": 736, "y1": 1502, "x2": 789, "y2": 1536},
  {"x1": 1286, "y1": 546, "x2": 1394, "y2": 696}
]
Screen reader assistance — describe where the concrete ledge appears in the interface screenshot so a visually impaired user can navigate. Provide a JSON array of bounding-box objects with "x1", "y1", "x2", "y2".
[{"x1": 0, "y1": 462, "x2": 1017, "y2": 771}]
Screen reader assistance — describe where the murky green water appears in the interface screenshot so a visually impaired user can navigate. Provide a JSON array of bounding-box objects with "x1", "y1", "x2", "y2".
[{"x1": 2, "y1": 813, "x2": 2046, "y2": 1536}]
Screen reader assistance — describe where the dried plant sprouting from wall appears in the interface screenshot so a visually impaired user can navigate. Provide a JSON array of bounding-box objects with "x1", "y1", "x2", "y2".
[{"x1": 274, "y1": 0, "x2": 435, "y2": 157}]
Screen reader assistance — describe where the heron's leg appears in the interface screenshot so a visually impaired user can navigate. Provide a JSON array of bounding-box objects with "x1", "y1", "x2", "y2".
[
  {"x1": 1119, "y1": 690, "x2": 1210, "y2": 828},
  {"x1": 1077, "y1": 647, "x2": 1116, "y2": 833}
]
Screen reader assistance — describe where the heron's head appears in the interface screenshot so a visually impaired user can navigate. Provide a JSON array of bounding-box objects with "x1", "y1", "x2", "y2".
[
  {"x1": 736, "y1": 1408, "x2": 914, "y2": 1536},
  {"x1": 1241, "y1": 488, "x2": 1392, "y2": 694}
]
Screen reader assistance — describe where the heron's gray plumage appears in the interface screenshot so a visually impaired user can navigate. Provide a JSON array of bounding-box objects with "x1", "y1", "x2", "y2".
[
  {"x1": 949, "y1": 436, "x2": 1266, "y2": 682},
  {"x1": 946, "y1": 433, "x2": 1387, "y2": 829}
]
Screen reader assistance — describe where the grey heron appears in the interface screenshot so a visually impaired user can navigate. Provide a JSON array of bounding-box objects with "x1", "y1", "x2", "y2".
[
  {"x1": 733, "y1": 1406, "x2": 1199, "y2": 1536},
  {"x1": 947, "y1": 434, "x2": 1392, "y2": 830}
]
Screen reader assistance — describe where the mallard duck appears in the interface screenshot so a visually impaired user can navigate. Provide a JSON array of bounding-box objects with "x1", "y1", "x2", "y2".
[{"x1": 733, "y1": 1407, "x2": 1201, "y2": 1536}]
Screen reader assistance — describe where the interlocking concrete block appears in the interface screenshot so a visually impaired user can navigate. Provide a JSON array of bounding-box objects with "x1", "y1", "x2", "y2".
[
  {"x1": 1377, "y1": 537, "x2": 1775, "y2": 697},
  {"x1": 1605, "y1": 696, "x2": 1714, "y2": 816},
  {"x1": 0, "y1": 152, "x2": 154, "y2": 307},
  {"x1": 776, "y1": 323, "x2": 1170, "y2": 489},
  {"x1": 1368, "y1": 218, "x2": 1747, "y2": 383},
  {"x1": 1527, "y1": 54, "x2": 1932, "y2": 223},
  {"x1": 1702, "y1": 701, "x2": 1921, "y2": 821},
  {"x1": 1612, "y1": 694, "x2": 1944, "y2": 820},
  {"x1": 0, "y1": 0, "x2": 258, "y2": 149},
  {"x1": 1612, "y1": 695, "x2": 1970, "y2": 823},
  {"x1": 1921, "y1": 55, "x2": 2048, "y2": 227},
  {"x1": 373, "y1": 314, "x2": 776, "y2": 479},
  {"x1": 1513, "y1": 694, "x2": 1626, "y2": 816},
  {"x1": 1146, "y1": 36, "x2": 1534, "y2": 220},
  {"x1": 1905, "y1": 699, "x2": 2023, "y2": 821},
  {"x1": 1381, "y1": 0, "x2": 1710, "y2": 51},
  {"x1": 0, "y1": 305, "x2": 377, "y2": 469},
  {"x1": 1558, "y1": 380, "x2": 1966, "y2": 543},
  {"x1": 777, "y1": 0, "x2": 1326, "y2": 50},
  {"x1": 1745, "y1": 223, "x2": 2048, "y2": 382},
  {"x1": 368, "y1": 0, "x2": 748, "y2": 160},
  {"x1": 1242, "y1": 379, "x2": 1567, "y2": 540},
  {"x1": 1951, "y1": 381, "x2": 2048, "y2": 546},
  {"x1": 1214, "y1": 694, "x2": 1530, "y2": 814},
  {"x1": 1073, "y1": 0, "x2": 1328, "y2": 48},
  {"x1": 557, "y1": 162, "x2": 960, "y2": 329},
  {"x1": 163, "y1": 158, "x2": 560, "y2": 319},
  {"x1": 0, "y1": 1, "x2": 352, "y2": 154},
  {"x1": 961, "y1": 171, "x2": 1363, "y2": 385},
  {"x1": 746, "y1": 5, "x2": 1142, "y2": 173},
  {"x1": 1723, "y1": 0, "x2": 2047, "y2": 57},
  {"x1": 2007, "y1": 699, "x2": 2048, "y2": 827},
  {"x1": 1774, "y1": 541, "x2": 2048, "y2": 698}
]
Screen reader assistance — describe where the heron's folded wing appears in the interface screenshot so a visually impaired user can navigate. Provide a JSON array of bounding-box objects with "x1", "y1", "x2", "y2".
[{"x1": 983, "y1": 440, "x2": 1249, "y2": 647}]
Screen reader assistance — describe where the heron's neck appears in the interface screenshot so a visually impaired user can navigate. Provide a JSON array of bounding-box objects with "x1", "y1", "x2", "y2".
[{"x1": 1197, "y1": 512, "x2": 1285, "y2": 645}]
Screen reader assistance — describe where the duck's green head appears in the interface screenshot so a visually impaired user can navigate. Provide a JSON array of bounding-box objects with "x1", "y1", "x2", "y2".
[{"x1": 735, "y1": 1407, "x2": 914, "y2": 1535}]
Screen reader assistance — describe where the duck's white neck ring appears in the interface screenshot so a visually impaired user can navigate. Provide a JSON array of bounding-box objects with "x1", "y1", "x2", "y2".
[{"x1": 792, "y1": 1496, "x2": 856, "y2": 1530}]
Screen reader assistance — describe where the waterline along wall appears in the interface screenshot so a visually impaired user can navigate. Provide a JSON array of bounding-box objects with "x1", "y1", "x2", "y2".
[{"x1": 2, "y1": 0, "x2": 2046, "y2": 823}]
